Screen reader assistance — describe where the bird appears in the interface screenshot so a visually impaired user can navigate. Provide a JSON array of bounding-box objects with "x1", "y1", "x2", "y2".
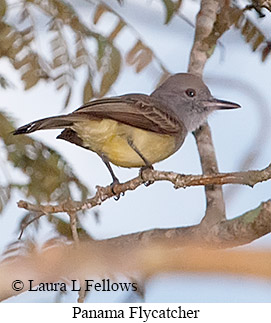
[{"x1": 13, "y1": 73, "x2": 240, "y2": 189}]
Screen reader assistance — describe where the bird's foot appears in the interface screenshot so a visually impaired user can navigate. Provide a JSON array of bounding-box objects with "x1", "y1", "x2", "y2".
[
  {"x1": 110, "y1": 178, "x2": 124, "y2": 201},
  {"x1": 140, "y1": 165, "x2": 154, "y2": 187}
]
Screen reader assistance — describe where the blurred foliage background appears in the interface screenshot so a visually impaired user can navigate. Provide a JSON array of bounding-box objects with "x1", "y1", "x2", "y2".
[{"x1": 0, "y1": 0, "x2": 271, "y2": 291}]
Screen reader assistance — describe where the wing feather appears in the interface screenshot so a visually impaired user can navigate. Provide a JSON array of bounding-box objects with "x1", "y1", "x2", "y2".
[{"x1": 72, "y1": 94, "x2": 183, "y2": 135}]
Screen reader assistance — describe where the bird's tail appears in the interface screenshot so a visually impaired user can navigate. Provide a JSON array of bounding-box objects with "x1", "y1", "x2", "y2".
[{"x1": 13, "y1": 115, "x2": 75, "y2": 135}]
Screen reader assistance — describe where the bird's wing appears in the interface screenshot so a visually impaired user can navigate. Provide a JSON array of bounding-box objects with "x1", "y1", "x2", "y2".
[{"x1": 72, "y1": 94, "x2": 184, "y2": 135}]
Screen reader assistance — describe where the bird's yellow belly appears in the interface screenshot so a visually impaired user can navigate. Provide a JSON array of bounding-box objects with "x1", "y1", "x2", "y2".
[{"x1": 72, "y1": 119, "x2": 177, "y2": 167}]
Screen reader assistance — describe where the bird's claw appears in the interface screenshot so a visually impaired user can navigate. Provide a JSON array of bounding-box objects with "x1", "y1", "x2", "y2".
[
  {"x1": 144, "y1": 181, "x2": 153, "y2": 187},
  {"x1": 113, "y1": 191, "x2": 125, "y2": 201},
  {"x1": 140, "y1": 165, "x2": 154, "y2": 186},
  {"x1": 110, "y1": 179, "x2": 124, "y2": 201}
]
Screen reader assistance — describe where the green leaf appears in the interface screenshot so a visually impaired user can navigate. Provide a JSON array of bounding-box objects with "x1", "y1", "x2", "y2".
[
  {"x1": 0, "y1": 74, "x2": 10, "y2": 89},
  {"x1": 93, "y1": 4, "x2": 108, "y2": 25},
  {"x1": 161, "y1": 0, "x2": 182, "y2": 24},
  {"x1": 0, "y1": 0, "x2": 6, "y2": 18},
  {"x1": 0, "y1": 112, "x2": 89, "y2": 204},
  {"x1": 49, "y1": 214, "x2": 92, "y2": 240},
  {"x1": 63, "y1": 87, "x2": 72, "y2": 109},
  {"x1": 0, "y1": 185, "x2": 11, "y2": 214},
  {"x1": 162, "y1": 0, "x2": 175, "y2": 24},
  {"x1": 262, "y1": 43, "x2": 271, "y2": 61},
  {"x1": 99, "y1": 45, "x2": 121, "y2": 97},
  {"x1": 97, "y1": 38, "x2": 107, "y2": 70},
  {"x1": 232, "y1": 7, "x2": 268, "y2": 60},
  {"x1": 83, "y1": 78, "x2": 94, "y2": 103}
]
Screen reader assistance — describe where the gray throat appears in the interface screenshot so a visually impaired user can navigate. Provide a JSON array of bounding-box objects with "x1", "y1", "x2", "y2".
[{"x1": 181, "y1": 107, "x2": 212, "y2": 132}]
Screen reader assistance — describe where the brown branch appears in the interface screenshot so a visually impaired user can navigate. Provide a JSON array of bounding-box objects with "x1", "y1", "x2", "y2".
[
  {"x1": 1, "y1": 199, "x2": 271, "y2": 301},
  {"x1": 188, "y1": 0, "x2": 221, "y2": 75},
  {"x1": 101, "y1": 199, "x2": 271, "y2": 249},
  {"x1": 193, "y1": 124, "x2": 226, "y2": 226},
  {"x1": 188, "y1": 0, "x2": 228, "y2": 226},
  {"x1": 17, "y1": 164, "x2": 271, "y2": 215},
  {"x1": 4, "y1": 196, "x2": 271, "y2": 301}
]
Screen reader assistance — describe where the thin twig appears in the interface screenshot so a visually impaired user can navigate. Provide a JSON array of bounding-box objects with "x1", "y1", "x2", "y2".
[
  {"x1": 17, "y1": 164, "x2": 271, "y2": 215},
  {"x1": 67, "y1": 211, "x2": 87, "y2": 303},
  {"x1": 18, "y1": 212, "x2": 44, "y2": 240},
  {"x1": 68, "y1": 211, "x2": 79, "y2": 245},
  {"x1": 193, "y1": 124, "x2": 226, "y2": 225}
]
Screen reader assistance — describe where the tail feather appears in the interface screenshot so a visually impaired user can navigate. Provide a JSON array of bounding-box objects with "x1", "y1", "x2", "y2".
[{"x1": 13, "y1": 115, "x2": 75, "y2": 135}]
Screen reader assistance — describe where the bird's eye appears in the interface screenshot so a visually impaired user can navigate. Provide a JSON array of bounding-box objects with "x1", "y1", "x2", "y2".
[{"x1": 185, "y1": 88, "x2": 196, "y2": 97}]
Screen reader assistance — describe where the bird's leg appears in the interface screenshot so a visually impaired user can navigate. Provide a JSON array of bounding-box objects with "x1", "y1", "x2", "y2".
[
  {"x1": 140, "y1": 165, "x2": 154, "y2": 187},
  {"x1": 127, "y1": 138, "x2": 154, "y2": 187},
  {"x1": 100, "y1": 154, "x2": 123, "y2": 200}
]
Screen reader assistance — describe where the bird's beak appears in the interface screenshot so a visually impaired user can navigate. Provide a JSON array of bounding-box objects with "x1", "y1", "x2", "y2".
[{"x1": 202, "y1": 98, "x2": 241, "y2": 110}]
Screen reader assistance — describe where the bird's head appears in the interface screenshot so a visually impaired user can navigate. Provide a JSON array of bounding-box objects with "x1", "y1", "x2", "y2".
[{"x1": 151, "y1": 73, "x2": 241, "y2": 132}]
